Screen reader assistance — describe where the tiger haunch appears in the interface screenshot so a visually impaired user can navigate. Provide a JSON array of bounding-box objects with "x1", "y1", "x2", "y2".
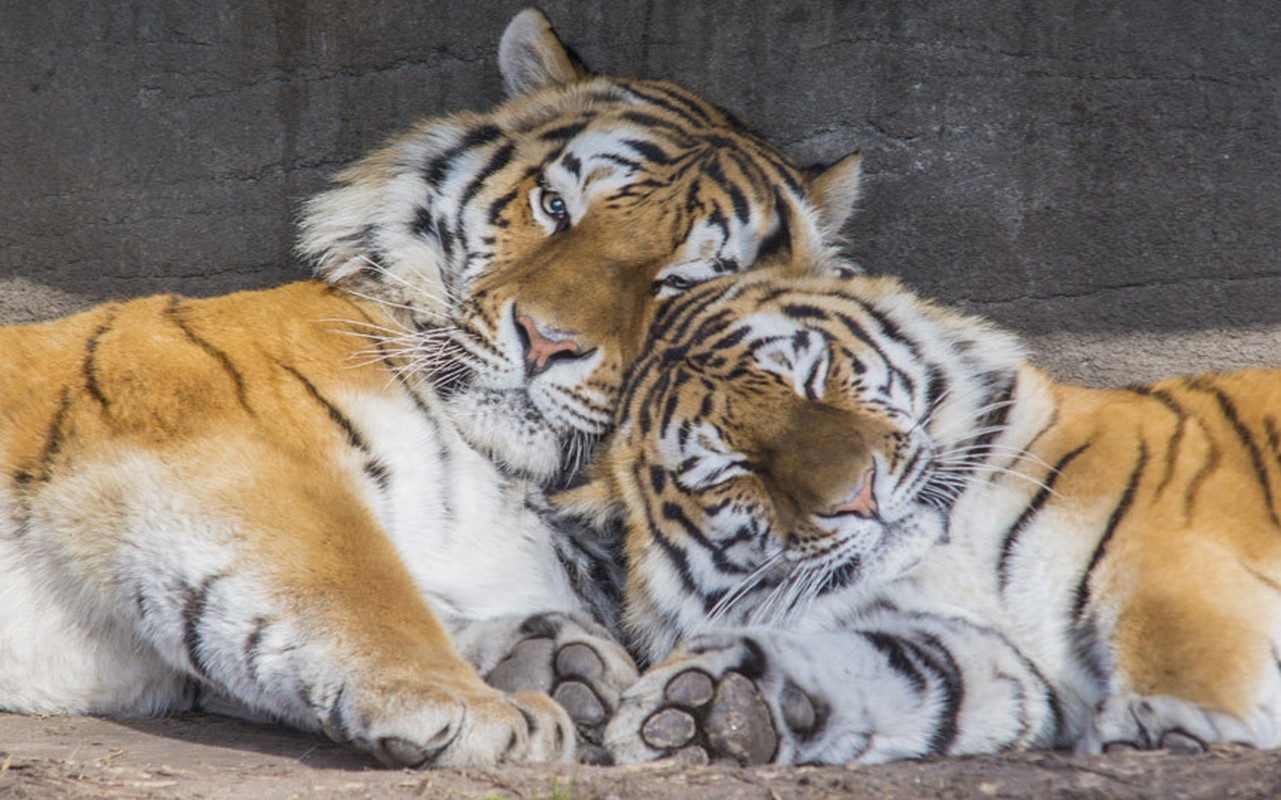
[
  {"x1": 0, "y1": 9, "x2": 863, "y2": 767},
  {"x1": 579, "y1": 265, "x2": 1281, "y2": 765}
]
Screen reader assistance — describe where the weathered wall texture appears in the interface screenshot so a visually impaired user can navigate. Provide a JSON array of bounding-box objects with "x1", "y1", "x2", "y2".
[{"x1": 3, "y1": 1, "x2": 1279, "y2": 384}]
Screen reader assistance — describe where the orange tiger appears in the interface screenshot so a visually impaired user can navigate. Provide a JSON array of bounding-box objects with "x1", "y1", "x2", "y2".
[
  {"x1": 0, "y1": 10, "x2": 862, "y2": 767},
  {"x1": 566, "y1": 264, "x2": 1281, "y2": 765}
]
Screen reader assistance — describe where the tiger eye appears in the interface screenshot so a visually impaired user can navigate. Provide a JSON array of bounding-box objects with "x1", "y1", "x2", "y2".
[{"x1": 540, "y1": 190, "x2": 568, "y2": 220}]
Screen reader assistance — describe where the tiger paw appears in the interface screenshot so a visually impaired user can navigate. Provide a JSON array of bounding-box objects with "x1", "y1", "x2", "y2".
[
  {"x1": 482, "y1": 612, "x2": 639, "y2": 761},
  {"x1": 605, "y1": 632, "x2": 825, "y2": 766},
  {"x1": 1082, "y1": 694, "x2": 1271, "y2": 755},
  {"x1": 332, "y1": 678, "x2": 575, "y2": 768}
]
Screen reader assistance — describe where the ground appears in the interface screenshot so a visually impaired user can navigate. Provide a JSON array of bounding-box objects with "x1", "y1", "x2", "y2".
[{"x1": 2, "y1": 713, "x2": 1280, "y2": 799}]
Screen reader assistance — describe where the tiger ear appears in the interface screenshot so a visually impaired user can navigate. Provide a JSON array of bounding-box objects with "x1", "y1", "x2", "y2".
[
  {"x1": 498, "y1": 9, "x2": 592, "y2": 97},
  {"x1": 808, "y1": 152, "x2": 863, "y2": 239}
]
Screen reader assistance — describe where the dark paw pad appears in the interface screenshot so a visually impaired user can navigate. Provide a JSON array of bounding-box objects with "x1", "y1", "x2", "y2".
[
  {"x1": 639, "y1": 669, "x2": 778, "y2": 766},
  {"x1": 556, "y1": 642, "x2": 605, "y2": 682},
  {"x1": 554, "y1": 681, "x2": 606, "y2": 727},
  {"x1": 704, "y1": 672, "x2": 777, "y2": 764},
  {"x1": 486, "y1": 638, "x2": 555, "y2": 694},
  {"x1": 642, "y1": 708, "x2": 698, "y2": 748}
]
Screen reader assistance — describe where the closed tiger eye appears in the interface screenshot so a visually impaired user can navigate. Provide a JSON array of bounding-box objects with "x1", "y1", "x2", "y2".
[{"x1": 540, "y1": 190, "x2": 568, "y2": 221}]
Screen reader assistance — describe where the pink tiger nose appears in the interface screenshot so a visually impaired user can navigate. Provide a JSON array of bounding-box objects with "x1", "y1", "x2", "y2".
[
  {"x1": 830, "y1": 466, "x2": 878, "y2": 519},
  {"x1": 516, "y1": 314, "x2": 582, "y2": 376}
]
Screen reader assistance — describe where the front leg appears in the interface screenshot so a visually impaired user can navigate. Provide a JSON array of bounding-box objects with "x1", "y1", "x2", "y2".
[
  {"x1": 42, "y1": 443, "x2": 577, "y2": 768},
  {"x1": 606, "y1": 615, "x2": 1062, "y2": 766}
]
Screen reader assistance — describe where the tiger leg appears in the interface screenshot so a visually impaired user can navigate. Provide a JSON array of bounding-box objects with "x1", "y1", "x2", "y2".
[
  {"x1": 20, "y1": 439, "x2": 575, "y2": 767},
  {"x1": 1082, "y1": 552, "x2": 1281, "y2": 754},
  {"x1": 451, "y1": 611, "x2": 639, "y2": 762},
  {"x1": 605, "y1": 614, "x2": 1061, "y2": 766}
]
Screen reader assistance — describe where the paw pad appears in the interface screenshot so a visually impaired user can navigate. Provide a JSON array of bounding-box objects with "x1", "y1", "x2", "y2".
[{"x1": 638, "y1": 669, "x2": 777, "y2": 765}]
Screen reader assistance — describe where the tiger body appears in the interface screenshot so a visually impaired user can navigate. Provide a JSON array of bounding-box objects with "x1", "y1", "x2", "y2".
[
  {"x1": 582, "y1": 267, "x2": 1281, "y2": 765},
  {"x1": 0, "y1": 283, "x2": 580, "y2": 717},
  {"x1": 0, "y1": 8, "x2": 862, "y2": 767}
]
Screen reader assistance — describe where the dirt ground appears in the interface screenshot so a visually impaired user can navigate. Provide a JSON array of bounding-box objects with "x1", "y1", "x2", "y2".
[{"x1": 2, "y1": 712, "x2": 1280, "y2": 799}]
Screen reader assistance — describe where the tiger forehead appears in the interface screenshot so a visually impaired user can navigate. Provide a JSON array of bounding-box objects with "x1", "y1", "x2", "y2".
[{"x1": 490, "y1": 80, "x2": 803, "y2": 191}]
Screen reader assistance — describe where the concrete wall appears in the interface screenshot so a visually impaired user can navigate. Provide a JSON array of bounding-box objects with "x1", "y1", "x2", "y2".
[{"x1": 3, "y1": 1, "x2": 1279, "y2": 385}]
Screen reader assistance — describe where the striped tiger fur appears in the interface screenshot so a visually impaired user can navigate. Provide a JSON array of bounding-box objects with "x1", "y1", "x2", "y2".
[
  {"x1": 0, "y1": 10, "x2": 862, "y2": 768},
  {"x1": 564, "y1": 264, "x2": 1281, "y2": 765}
]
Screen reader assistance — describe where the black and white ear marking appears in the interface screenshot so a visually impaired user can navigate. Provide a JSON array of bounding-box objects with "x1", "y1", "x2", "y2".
[
  {"x1": 498, "y1": 9, "x2": 591, "y2": 97},
  {"x1": 755, "y1": 328, "x2": 832, "y2": 401}
]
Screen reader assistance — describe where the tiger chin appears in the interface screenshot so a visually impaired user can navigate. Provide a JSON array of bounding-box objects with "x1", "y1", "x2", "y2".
[
  {"x1": 0, "y1": 10, "x2": 863, "y2": 768},
  {"x1": 563, "y1": 263, "x2": 1281, "y2": 766}
]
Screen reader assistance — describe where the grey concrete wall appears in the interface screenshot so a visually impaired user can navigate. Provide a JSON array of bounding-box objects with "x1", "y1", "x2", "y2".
[{"x1": 3, "y1": 1, "x2": 1279, "y2": 385}]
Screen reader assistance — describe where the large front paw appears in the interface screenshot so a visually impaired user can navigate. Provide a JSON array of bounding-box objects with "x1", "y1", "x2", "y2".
[
  {"x1": 605, "y1": 633, "x2": 824, "y2": 766},
  {"x1": 333, "y1": 678, "x2": 575, "y2": 768},
  {"x1": 482, "y1": 612, "x2": 639, "y2": 759}
]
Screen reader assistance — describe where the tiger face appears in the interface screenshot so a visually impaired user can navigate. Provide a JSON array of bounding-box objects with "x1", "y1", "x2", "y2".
[
  {"x1": 577, "y1": 266, "x2": 1025, "y2": 661},
  {"x1": 299, "y1": 10, "x2": 864, "y2": 484}
]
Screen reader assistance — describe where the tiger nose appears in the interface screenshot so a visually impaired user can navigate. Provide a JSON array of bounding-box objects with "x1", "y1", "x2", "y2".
[
  {"x1": 516, "y1": 314, "x2": 583, "y2": 376},
  {"x1": 829, "y1": 466, "x2": 879, "y2": 520}
]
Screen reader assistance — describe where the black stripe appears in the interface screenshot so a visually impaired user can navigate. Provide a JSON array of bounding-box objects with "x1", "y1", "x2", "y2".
[
  {"x1": 619, "y1": 85, "x2": 709, "y2": 129},
  {"x1": 83, "y1": 314, "x2": 115, "y2": 408},
  {"x1": 618, "y1": 109, "x2": 693, "y2": 135},
  {"x1": 624, "y1": 138, "x2": 673, "y2": 165},
  {"x1": 1202, "y1": 382, "x2": 1280, "y2": 528},
  {"x1": 637, "y1": 468, "x2": 703, "y2": 599},
  {"x1": 1136, "y1": 387, "x2": 1188, "y2": 497},
  {"x1": 281, "y1": 363, "x2": 388, "y2": 489},
  {"x1": 862, "y1": 630, "x2": 961, "y2": 754},
  {"x1": 539, "y1": 121, "x2": 587, "y2": 142},
  {"x1": 916, "y1": 633, "x2": 963, "y2": 754},
  {"x1": 1265, "y1": 415, "x2": 1281, "y2": 466},
  {"x1": 727, "y1": 182, "x2": 750, "y2": 224},
  {"x1": 36, "y1": 387, "x2": 73, "y2": 482},
  {"x1": 459, "y1": 142, "x2": 516, "y2": 210},
  {"x1": 1073, "y1": 441, "x2": 1147, "y2": 621},
  {"x1": 815, "y1": 556, "x2": 862, "y2": 594},
  {"x1": 560, "y1": 152, "x2": 582, "y2": 178},
  {"x1": 782, "y1": 303, "x2": 829, "y2": 321},
  {"x1": 632, "y1": 82, "x2": 716, "y2": 125},
  {"x1": 243, "y1": 616, "x2": 270, "y2": 685},
  {"x1": 414, "y1": 204, "x2": 437, "y2": 238},
  {"x1": 487, "y1": 188, "x2": 518, "y2": 226},
  {"x1": 423, "y1": 124, "x2": 504, "y2": 186},
  {"x1": 756, "y1": 190, "x2": 793, "y2": 261},
  {"x1": 282, "y1": 364, "x2": 367, "y2": 452},
  {"x1": 997, "y1": 442, "x2": 1091, "y2": 591},
  {"x1": 182, "y1": 575, "x2": 224, "y2": 682},
  {"x1": 166, "y1": 298, "x2": 253, "y2": 414}
]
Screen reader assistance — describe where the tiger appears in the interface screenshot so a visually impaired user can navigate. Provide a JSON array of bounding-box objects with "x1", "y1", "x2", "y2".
[
  {"x1": 559, "y1": 263, "x2": 1281, "y2": 766},
  {"x1": 0, "y1": 9, "x2": 864, "y2": 768}
]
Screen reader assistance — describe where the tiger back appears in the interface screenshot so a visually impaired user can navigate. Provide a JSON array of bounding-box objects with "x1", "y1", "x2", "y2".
[
  {"x1": 0, "y1": 8, "x2": 866, "y2": 768},
  {"x1": 578, "y1": 265, "x2": 1281, "y2": 765}
]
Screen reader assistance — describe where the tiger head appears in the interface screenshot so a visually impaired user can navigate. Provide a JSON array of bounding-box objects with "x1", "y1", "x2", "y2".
[
  {"x1": 299, "y1": 9, "x2": 864, "y2": 484},
  {"x1": 565, "y1": 266, "x2": 1026, "y2": 662}
]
